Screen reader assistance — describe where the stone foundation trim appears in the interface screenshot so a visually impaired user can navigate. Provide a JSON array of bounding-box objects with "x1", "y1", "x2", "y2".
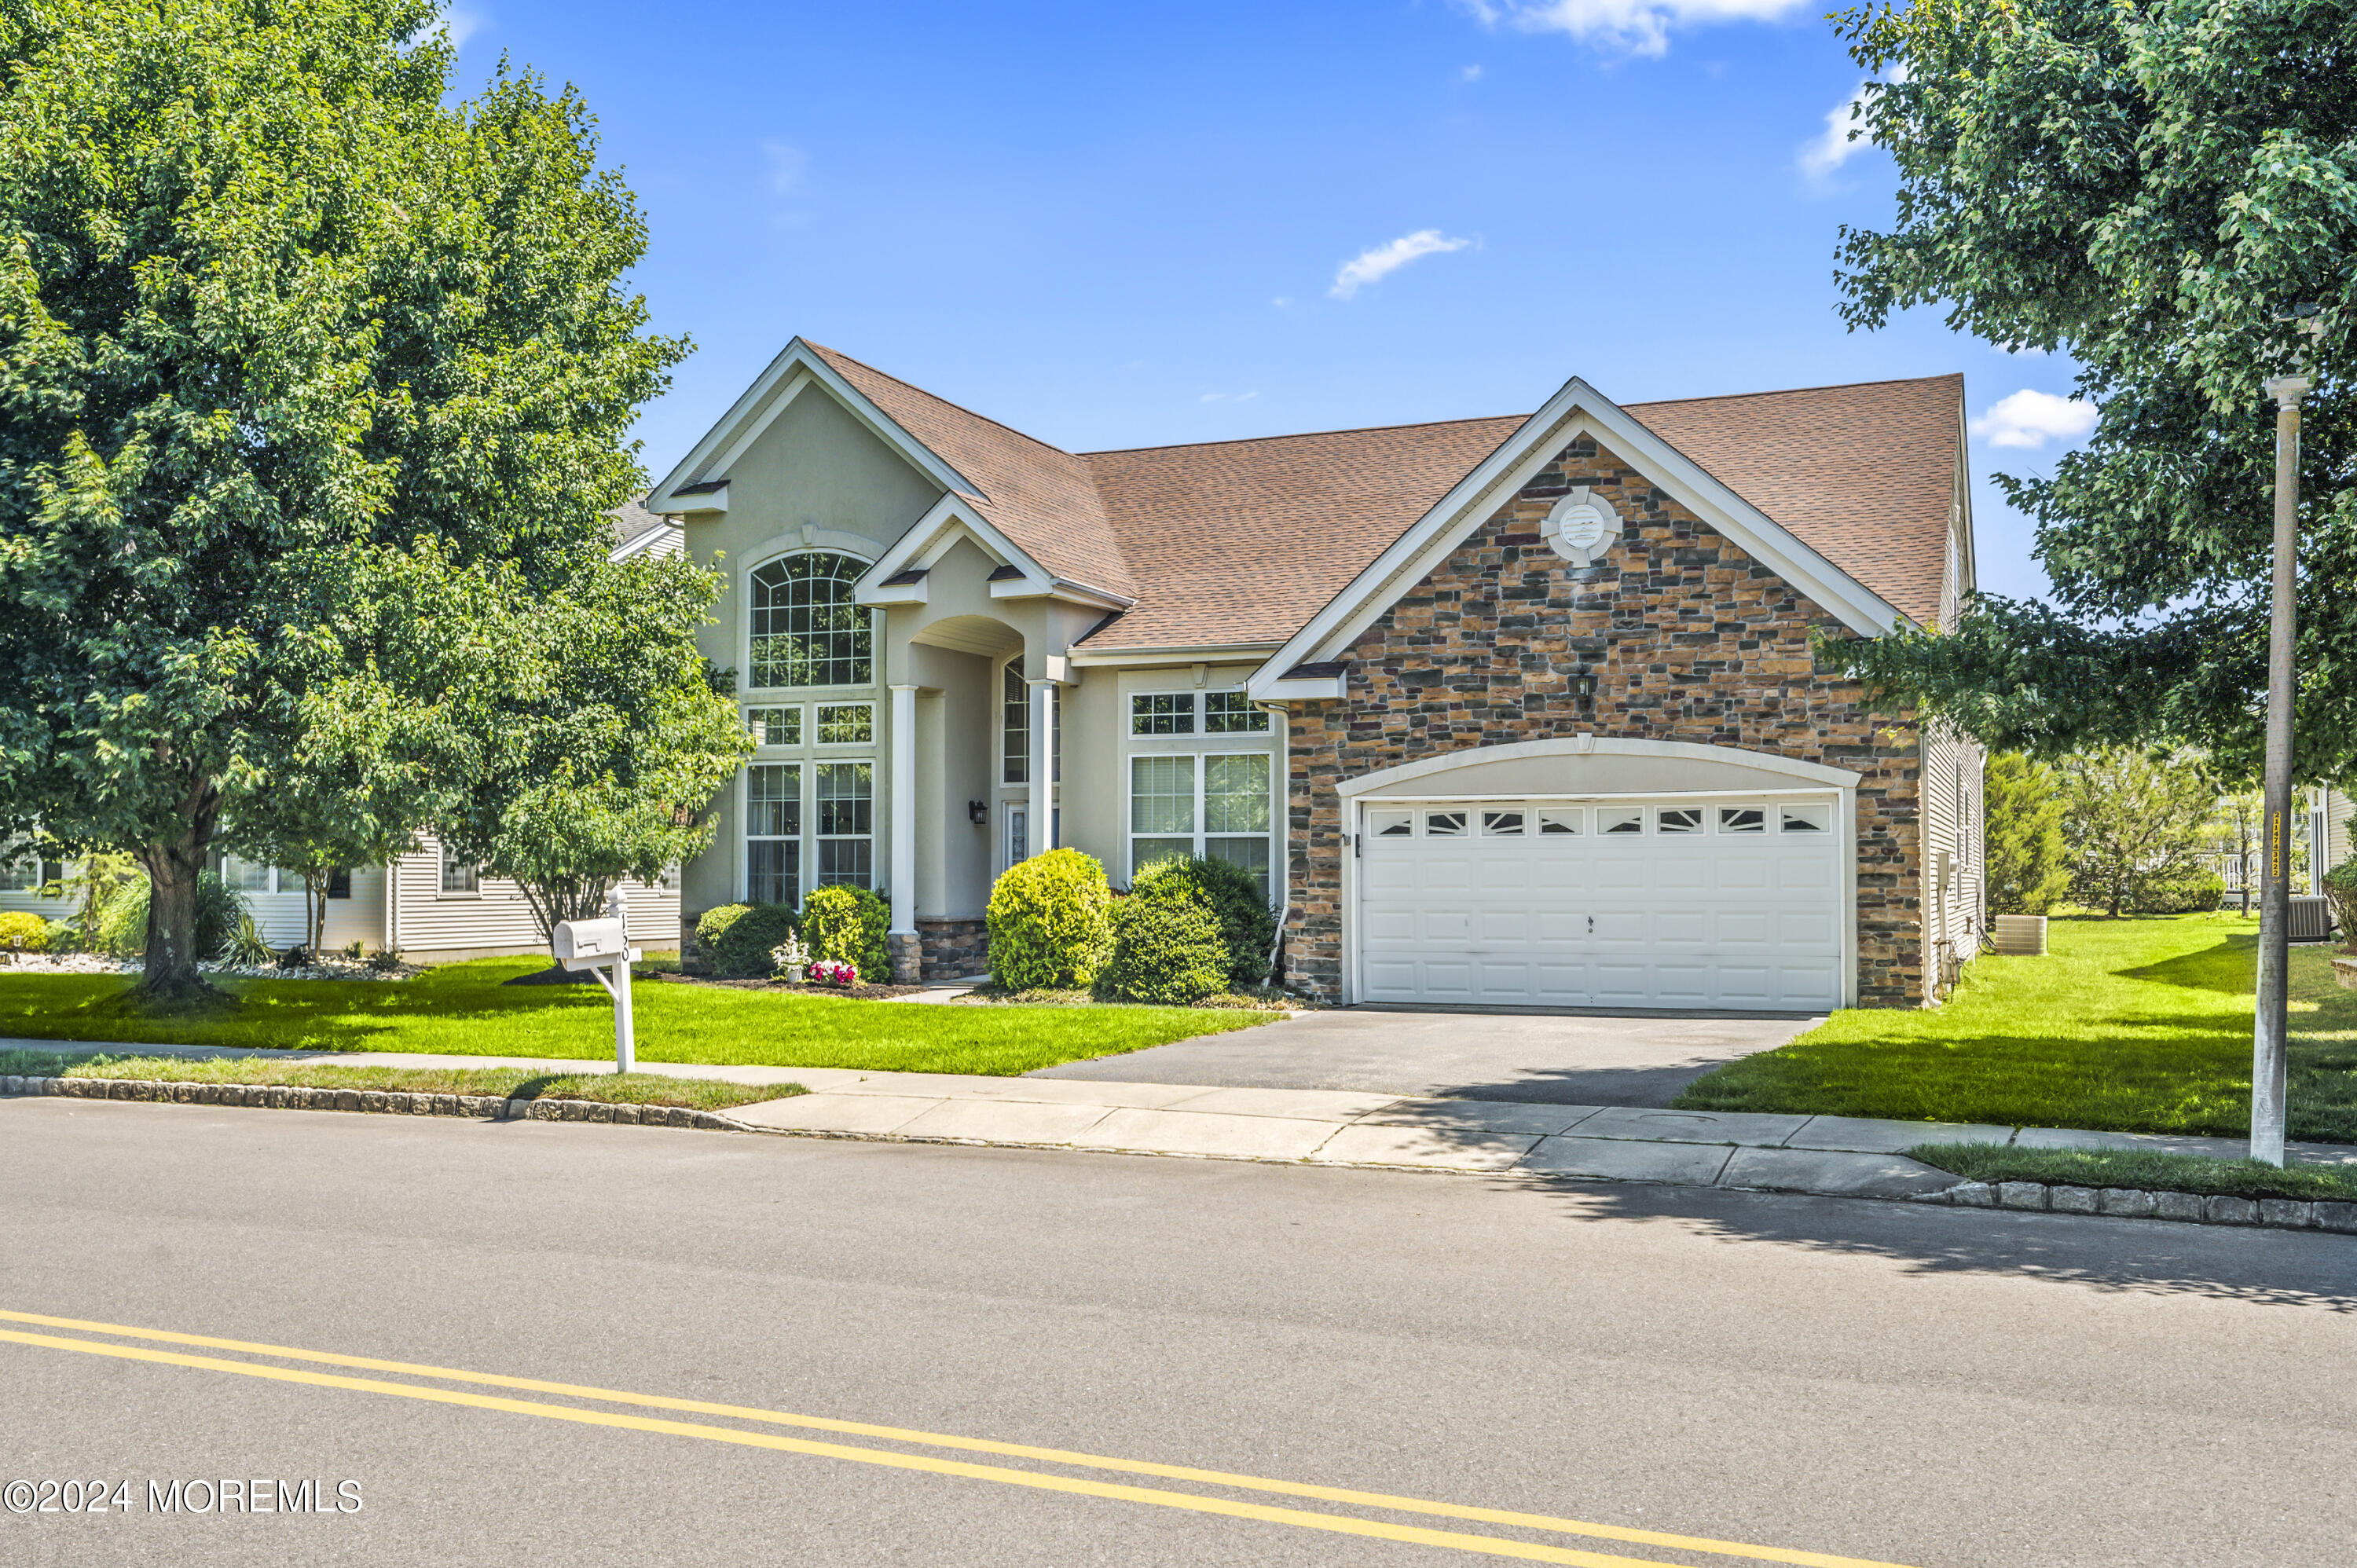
[
  {"x1": 1919, "y1": 1179, "x2": 2355, "y2": 1233},
  {"x1": 886, "y1": 932, "x2": 924, "y2": 985},
  {"x1": 915, "y1": 916, "x2": 988, "y2": 982},
  {"x1": 2, "y1": 1074, "x2": 748, "y2": 1132}
]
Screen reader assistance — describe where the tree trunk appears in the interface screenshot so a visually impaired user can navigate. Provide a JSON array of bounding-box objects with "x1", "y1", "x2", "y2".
[{"x1": 138, "y1": 776, "x2": 222, "y2": 1001}]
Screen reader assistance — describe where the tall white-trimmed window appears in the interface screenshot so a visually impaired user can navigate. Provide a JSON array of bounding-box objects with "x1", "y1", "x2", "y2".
[
  {"x1": 1002, "y1": 663, "x2": 1028, "y2": 784},
  {"x1": 749, "y1": 552, "x2": 871, "y2": 689},
  {"x1": 746, "y1": 763, "x2": 801, "y2": 906},
  {"x1": 1124, "y1": 687, "x2": 1277, "y2": 902},
  {"x1": 816, "y1": 762, "x2": 874, "y2": 888}
]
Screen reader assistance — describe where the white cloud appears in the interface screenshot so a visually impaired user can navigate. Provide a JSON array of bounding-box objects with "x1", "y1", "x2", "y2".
[
  {"x1": 1461, "y1": 64, "x2": 1485, "y2": 82},
  {"x1": 1797, "y1": 70, "x2": 1903, "y2": 187},
  {"x1": 1458, "y1": 0, "x2": 1806, "y2": 57},
  {"x1": 1970, "y1": 389, "x2": 2098, "y2": 450},
  {"x1": 761, "y1": 141, "x2": 808, "y2": 196},
  {"x1": 1330, "y1": 229, "x2": 1472, "y2": 300},
  {"x1": 439, "y1": 5, "x2": 484, "y2": 47}
]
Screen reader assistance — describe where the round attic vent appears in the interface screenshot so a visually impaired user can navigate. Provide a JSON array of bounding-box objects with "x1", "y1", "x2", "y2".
[{"x1": 1541, "y1": 486, "x2": 1622, "y2": 567}]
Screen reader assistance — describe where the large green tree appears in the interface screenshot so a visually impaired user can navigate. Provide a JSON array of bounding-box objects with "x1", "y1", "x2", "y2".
[
  {"x1": 0, "y1": 0, "x2": 683, "y2": 995},
  {"x1": 1824, "y1": 0, "x2": 2356, "y2": 783}
]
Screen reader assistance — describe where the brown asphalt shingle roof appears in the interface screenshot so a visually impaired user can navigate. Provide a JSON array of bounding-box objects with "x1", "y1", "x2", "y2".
[
  {"x1": 807, "y1": 344, "x2": 1137, "y2": 599},
  {"x1": 794, "y1": 348, "x2": 1962, "y2": 648},
  {"x1": 1628, "y1": 374, "x2": 1962, "y2": 630}
]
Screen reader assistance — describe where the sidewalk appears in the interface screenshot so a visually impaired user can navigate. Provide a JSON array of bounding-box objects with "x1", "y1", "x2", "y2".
[{"x1": 12, "y1": 1037, "x2": 2353, "y2": 1200}]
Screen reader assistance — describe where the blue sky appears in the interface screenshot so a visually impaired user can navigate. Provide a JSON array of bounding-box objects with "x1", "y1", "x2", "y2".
[{"x1": 445, "y1": 0, "x2": 2090, "y2": 602}]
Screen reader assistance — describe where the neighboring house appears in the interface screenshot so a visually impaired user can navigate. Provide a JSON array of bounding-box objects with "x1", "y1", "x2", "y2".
[
  {"x1": 649, "y1": 340, "x2": 1983, "y2": 1009},
  {"x1": 0, "y1": 500, "x2": 689, "y2": 962}
]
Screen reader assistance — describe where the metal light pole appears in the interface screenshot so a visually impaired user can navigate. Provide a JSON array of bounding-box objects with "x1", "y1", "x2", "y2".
[{"x1": 2252, "y1": 306, "x2": 2321, "y2": 1167}]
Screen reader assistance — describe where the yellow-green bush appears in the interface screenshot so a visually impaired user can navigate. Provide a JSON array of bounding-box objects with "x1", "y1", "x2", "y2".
[
  {"x1": 0, "y1": 910, "x2": 48, "y2": 952},
  {"x1": 801, "y1": 886, "x2": 891, "y2": 980},
  {"x1": 987, "y1": 849, "x2": 1113, "y2": 991}
]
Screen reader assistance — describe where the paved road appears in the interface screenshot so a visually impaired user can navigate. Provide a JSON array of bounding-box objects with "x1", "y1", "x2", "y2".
[
  {"x1": 1037, "y1": 1006, "x2": 1818, "y2": 1105},
  {"x1": 4, "y1": 1098, "x2": 2353, "y2": 1567}
]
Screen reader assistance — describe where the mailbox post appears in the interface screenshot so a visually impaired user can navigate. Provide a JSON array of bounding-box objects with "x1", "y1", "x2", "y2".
[{"x1": 553, "y1": 888, "x2": 641, "y2": 1073}]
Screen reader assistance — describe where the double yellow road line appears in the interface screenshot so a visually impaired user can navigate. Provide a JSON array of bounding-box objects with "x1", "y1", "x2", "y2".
[{"x1": 0, "y1": 1309, "x2": 1916, "y2": 1566}]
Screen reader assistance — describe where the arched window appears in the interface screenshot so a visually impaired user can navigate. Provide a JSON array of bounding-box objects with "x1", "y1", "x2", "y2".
[{"x1": 750, "y1": 552, "x2": 871, "y2": 688}]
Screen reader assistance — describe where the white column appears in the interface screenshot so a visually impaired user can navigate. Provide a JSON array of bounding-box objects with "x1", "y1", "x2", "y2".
[
  {"x1": 1028, "y1": 678, "x2": 1055, "y2": 855},
  {"x1": 889, "y1": 683, "x2": 918, "y2": 932}
]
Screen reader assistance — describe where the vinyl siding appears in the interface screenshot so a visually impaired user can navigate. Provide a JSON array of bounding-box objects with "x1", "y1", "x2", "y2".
[
  {"x1": 1921, "y1": 724, "x2": 1986, "y2": 985},
  {"x1": 229, "y1": 866, "x2": 388, "y2": 951},
  {"x1": 386, "y1": 837, "x2": 681, "y2": 958}
]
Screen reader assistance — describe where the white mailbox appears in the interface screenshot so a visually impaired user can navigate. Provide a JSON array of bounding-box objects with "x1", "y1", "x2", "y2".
[
  {"x1": 552, "y1": 890, "x2": 640, "y2": 1073},
  {"x1": 554, "y1": 916, "x2": 629, "y2": 969}
]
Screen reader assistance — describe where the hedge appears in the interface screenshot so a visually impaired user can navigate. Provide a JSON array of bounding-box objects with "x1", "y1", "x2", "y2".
[
  {"x1": 1095, "y1": 897, "x2": 1229, "y2": 1006},
  {"x1": 1127, "y1": 854, "x2": 1274, "y2": 987},
  {"x1": 2130, "y1": 870, "x2": 2227, "y2": 916},
  {"x1": 695, "y1": 903, "x2": 798, "y2": 979},
  {"x1": 987, "y1": 848, "x2": 1113, "y2": 991}
]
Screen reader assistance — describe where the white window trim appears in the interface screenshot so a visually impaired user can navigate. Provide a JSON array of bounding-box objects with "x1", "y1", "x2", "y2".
[
  {"x1": 437, "y1": 845, "x2": 482, "y2": 899},
  {"x1": 745, "y1": 702, "x2": 805, "y2": 750},
  {"x1": 737, "y1": 548, "x2": 881, "y2": 699},
  {"x1": 812, "y1": 757, "x2": 878, "y2": 892},
  {"x1": 742, "y1": 759, "x2": 805, "y2": 907},
  {"x1": 1119, "y1": 678, "x2": 1279, "y2": 895},
  {"x1": 813, "y1": 702, "x2": 877, "y2": 748}
]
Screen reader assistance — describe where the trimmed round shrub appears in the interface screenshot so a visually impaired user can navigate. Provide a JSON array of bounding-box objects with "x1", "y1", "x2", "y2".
[
  {"x1": 1128, "y1": 854, "x2": 1274, "y2": 987},
  {"x1": 2131, "y1": 870, "x2": 2227, "y2": 916},
  {"x1": 1094, "y1": 897, "x2": 1228, "y2": 1006},
  {"x1": 987, "y1": 848, "x2": 1113, "y2": 992},
  {"x1": 802, "y1": 885, "x2": 892, "y2": 982},
  {"x1": 697, "y1": 902, "x2": 798, "y2": 979},
  {"x1": 99, "y1": 872, "x2": 247, "y2": 961},
  {"x1": 0, "y1": 910, "x2": 48, "y2": 952}
]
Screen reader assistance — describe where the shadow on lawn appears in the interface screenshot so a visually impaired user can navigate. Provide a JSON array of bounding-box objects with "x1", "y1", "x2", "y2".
[
  {"x1": 2117, "y1": 932, "x2": 2256, "y2": 995},
  {"x1": 1497, "y1": 1174, "x2": 2357, "y2": 1313}
]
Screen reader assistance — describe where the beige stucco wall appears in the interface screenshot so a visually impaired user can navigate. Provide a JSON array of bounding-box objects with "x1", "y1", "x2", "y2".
[{"x1": 679, "y1": 381, "x2": 946, "y2": 923}]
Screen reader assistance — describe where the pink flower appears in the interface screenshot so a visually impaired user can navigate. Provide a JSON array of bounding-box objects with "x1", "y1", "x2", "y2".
[{"x1": 806, "y1": 959, "x2": 859, "y2": 987}]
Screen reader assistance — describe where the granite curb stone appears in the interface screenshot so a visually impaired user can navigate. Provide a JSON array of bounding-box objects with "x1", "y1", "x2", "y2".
[{"x1": 0, "y1": 1075, "x2": 747, "y2": 1133}]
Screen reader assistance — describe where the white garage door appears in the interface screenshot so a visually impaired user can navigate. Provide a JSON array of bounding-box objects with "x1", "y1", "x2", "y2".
[{"x1": 1357, "y1": 798, "x2": 1842, "y2": 1010}]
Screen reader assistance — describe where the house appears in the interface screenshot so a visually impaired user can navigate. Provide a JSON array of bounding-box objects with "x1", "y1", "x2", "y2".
[
  {"x1": 0, "y1": 500, "x2": 689, "y2": 962},
  {"x1": 649, "y1": 340, "x2": 1983, "y2": 1009}
]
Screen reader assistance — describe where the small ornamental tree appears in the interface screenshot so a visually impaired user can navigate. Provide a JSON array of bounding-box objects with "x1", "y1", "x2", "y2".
[
  {"x1": 0, "y1": 1, "x2": 684, "y2": 997},
  {"x1": 1984, "y1": 753, "x2": 2072, "y2": 916},
  {"x1": 2058, "y1": 748, "x2": 2219, "y2": 918},
  {"x1": 331, "y1": 544, "x2": 750, "y2": 957}
]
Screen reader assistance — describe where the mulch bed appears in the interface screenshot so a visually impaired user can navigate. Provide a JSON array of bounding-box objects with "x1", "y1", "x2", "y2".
[{"x1": 646, "y1": 972, "x2": 929, "y2": 1000}]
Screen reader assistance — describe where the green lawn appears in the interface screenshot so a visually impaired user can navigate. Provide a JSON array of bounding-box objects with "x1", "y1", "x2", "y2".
[
  {"x1": 0, "y1": 959, "x2": 1275, "y2": 1076},
  {"x1": 0, "y1": 1048, "x2": 796, "y2": 1111},
  {"x1": 1903, "y1": 1140, "x2": 2357, "y2": 1203},
  {"x1": 1674, "y1": 914, "x2": 2357, "y2": 1143}
]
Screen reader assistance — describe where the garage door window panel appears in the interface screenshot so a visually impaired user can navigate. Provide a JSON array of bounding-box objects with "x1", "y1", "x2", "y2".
[{"x1": 1480, "y1": 809, "x2": 1524, "y2": 836}]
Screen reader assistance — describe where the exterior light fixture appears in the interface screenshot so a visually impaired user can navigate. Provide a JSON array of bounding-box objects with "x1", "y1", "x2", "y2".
[{"x1": 968, "y1": 800, "x2": 988, "y2": 826}]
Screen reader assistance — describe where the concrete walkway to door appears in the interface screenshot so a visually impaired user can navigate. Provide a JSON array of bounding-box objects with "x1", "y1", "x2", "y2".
[{"x1": 1031, "y1": 1006, "x2": 1820, "y2": 1107}]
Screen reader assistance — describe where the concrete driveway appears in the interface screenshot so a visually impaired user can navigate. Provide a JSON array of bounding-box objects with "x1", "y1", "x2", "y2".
[{"x1": 1032, "y1": 1006, "x2": 1820, "y2": 1106}]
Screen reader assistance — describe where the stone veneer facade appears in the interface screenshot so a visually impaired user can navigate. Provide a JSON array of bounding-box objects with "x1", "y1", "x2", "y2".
[{"x1": 1282, "y1": 434, "x2": 1925, "y2": 1008}]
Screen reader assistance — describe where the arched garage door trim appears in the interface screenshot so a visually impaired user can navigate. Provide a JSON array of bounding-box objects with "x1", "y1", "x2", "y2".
[{"x1": 1340, "y1": 738, "x2": 1860, "y2": 1009}]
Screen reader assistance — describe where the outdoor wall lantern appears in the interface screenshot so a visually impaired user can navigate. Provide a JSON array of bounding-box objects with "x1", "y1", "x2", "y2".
[{"x1": 968, "y1": 800, "x2": 989, "y2": 826}]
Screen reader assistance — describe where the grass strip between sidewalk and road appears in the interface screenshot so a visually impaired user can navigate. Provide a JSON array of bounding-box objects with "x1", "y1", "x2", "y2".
[
  {"x1": 0, "y1": 957, "x2": 1275, "y2": 1075},
  {"x1": 1905, "y1": 1141, "x2": 2357, "y2": 1203},
  {"x1": 1675, "y1": 915, "x2": 2357, "y2": 1142},
  {"x1": 0, "y1": 1048, "x2": 799, "y2": 1112}
]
